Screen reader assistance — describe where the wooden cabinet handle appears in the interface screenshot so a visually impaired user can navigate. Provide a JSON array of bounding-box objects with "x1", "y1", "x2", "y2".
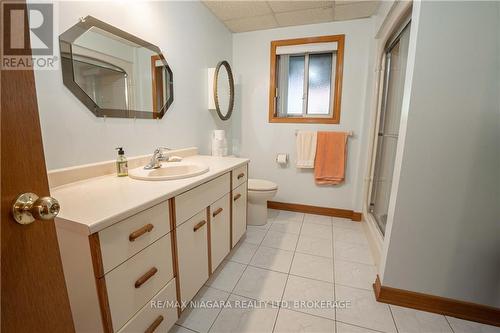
[
  {"x1": 212, "y1": 207, "x2": 223, "y2": 218},
  {"x1": 129, "y1": 223, "x2": 154, "y2": 242},
  {"x1": 233, "y1": 194, "x2": 242, "y2": 201},
  {"x1": 237, "y1": 173, "x2": 245, "y2": 179},
  {"x1": 144, "y1": 315, "x2": 164, "y2": 333},
  {"x1": 193, "y1": 220, "x2": 207, "y2": 232},
  {"x1": 135, "y1": 267, "x2": 158, "y2": 288}
]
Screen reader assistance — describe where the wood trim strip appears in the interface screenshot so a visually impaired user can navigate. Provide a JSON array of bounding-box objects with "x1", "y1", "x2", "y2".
[
  {"x1": 89, "y1": 233, "x2": 105, "y2": 278},
  {"x1": 151, "y1": 55, "x2": 159, "y2": 115},
  {"x1": 229, "y1": 171, "x2": 233, "y2": 248},
  {"x1": 169, "y1": 198, "x2": 182, "y2": 318},
  {"x1": 94, "y1": 277, "x2": 114, "y2": 333},
  {"x1": 88, "y1": 234, "x2": 113, "y2": 332},
  {"x1": 207, "y1": 207, "x2": 213, "y2": 276},
  {"x1": 267, "y1": 201, "x2": 362, "y2": 222},
  {"x1": 245, "y1": 166, "x2": 248, "y2": 236},
  {"x1": 333, "y1": 34, "x2": 345, "y2": 124},
  {"x1": 268, "y1": 34, "x2": 345, "y2": 124},
  {"x1": 373, "y1": 275, "x2": 500, "y2": 327},
  {"x1": 351, "y1": 212, "x2": 363, "y2": 222}
]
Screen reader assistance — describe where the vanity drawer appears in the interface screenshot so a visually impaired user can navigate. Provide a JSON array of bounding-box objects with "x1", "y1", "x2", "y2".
[
  {"x1": 210, "y1": 193, "x2": 231, "y2": 272},
  {"x1": 232, "y1": 164, "x2": 248, "y2": 189},
  {"x1": 176, "y1": 209, "x2": 209, "y2": 307},
  {"x1": 175, "y1": 173, "x2": 230, "y2": 226},
  {"x1": 117, "y1": 278, "x2": 177, "y2": 333},
  {"x1": 99, "y1": 201, "x2": 170, "y2": 275},
  {"x1": 105, "y1": 234, "x2": 173, "y2": 332},
  {"x1": 232, "y1": 182, "x2": 247, "y2": 247}
]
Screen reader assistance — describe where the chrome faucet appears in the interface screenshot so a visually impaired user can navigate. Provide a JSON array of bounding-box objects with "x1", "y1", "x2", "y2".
[{"x1": 144, "y1": 147, "x2": 172, "y2": 169}]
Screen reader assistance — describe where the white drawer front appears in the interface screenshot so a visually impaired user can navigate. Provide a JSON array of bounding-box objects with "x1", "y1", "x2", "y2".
[
  {"x1": 175, "y1": 173, "x2": 230, "y2": 226},
  {"x1": 210, "y1": 193, "x2": 231, "y2": 272},
  {"x1": 232, "y1": 164, "x2": 248, "y2": 190},
  {"x1": 117, "y1": 278, "x2": 178, "y2": 333},
  {"x1": 99, "y1": 201, "x2": 170, "y2": 275},
  {"x1": 232, "y1": 182, "x2": 247, "y2": 247},
  {"x1": 176, "y1": 209, "x2": 209, "y2": 307},
  {"x1": 106, "y1": 235, "x2": 173, "y2": 332}
]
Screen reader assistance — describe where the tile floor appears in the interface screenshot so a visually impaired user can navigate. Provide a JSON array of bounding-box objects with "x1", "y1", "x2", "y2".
[{"x1": 170, "y1": 210, "x2": 500, "y2": 333}]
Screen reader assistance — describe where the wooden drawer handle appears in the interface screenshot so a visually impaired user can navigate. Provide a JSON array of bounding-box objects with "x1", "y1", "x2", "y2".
[
  {"x1": 129, "y1": 223, "x2": 154, "y2": 242},
  {"x1": 212, "y1": 207, "x2": 223, "y2": 218},
  {"x1": 233, "y1": 194, "x2": 242, "y2": 201},
  {"x1": 193, "y1": 220, "x2": 207, "y2": 232},
  {"x1": 237, "y1": 173, "x2": 245, "y2": 179},
  {"x1": 144, "y1": 315, "x2": 164, "y2": 333},
  {"x1": 135, "y1": 267, "x2": 158, "y2": 288}
]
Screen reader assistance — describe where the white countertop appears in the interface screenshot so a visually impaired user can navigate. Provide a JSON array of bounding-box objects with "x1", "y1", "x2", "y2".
[{"x1": 52, "y1": 155, "x2": 249, "y2": 235}]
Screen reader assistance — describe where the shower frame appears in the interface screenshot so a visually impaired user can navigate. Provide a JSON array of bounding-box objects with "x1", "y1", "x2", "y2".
[{"x1": 361, "y1": 2, "x2": 413, "y2": 265}]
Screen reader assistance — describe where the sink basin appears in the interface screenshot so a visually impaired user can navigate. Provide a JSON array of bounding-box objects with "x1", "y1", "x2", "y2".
[{"x1": 128, "y1": 162, "x2": 209, "y2": 181}]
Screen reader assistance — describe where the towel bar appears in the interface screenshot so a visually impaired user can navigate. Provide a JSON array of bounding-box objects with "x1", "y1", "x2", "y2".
[{"x1": 295, "y1": 130, "x2": 354, "y2": 137}]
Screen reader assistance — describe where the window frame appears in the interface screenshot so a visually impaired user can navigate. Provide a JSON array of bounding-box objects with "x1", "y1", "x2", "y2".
[{"x1": 268, "y1": 35, "x2": 345, "y2": 124}]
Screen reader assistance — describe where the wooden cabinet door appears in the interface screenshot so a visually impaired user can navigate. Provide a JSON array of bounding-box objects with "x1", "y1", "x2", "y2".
[
  {"x1": 209, "y1": 194, "x2": 230, "y2": 272},
  {"x1": 176, "y1": 209, "x2": 209, "y2": 307},
  {"x1": 231, "y1": 182, "x2": 247, "y2": 247}
]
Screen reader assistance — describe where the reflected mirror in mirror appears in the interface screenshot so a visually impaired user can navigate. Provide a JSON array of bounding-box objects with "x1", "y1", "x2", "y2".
[
  {"x1": 60, "y1": 16, "x2": 173, "y2": 119},
  {"x1": 213, "y1": 61, "x2": 234, "y2": 121}
]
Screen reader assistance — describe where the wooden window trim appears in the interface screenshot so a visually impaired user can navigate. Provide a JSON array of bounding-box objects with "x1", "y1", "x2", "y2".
[
  {"x1": 151, "y1": 54, "x2": 164, "y2": 115},
  {"x1": 268, "y1": 34, "x2": 345, "y2": 124}
]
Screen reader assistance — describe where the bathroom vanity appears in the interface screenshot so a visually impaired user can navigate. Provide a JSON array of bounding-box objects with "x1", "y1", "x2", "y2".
[{"x1": 50, "y1": 148, "x2": 249, "y2": 333}]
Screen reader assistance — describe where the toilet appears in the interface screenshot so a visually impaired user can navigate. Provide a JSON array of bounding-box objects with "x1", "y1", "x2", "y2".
[{"x1": 247, "y1": 178, "x2": 278, "y2": 226}]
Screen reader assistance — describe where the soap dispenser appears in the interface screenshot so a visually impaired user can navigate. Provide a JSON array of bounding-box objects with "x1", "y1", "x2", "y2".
[{"x1": 115, "y1": 147, "x2": 128, "y2": 177}]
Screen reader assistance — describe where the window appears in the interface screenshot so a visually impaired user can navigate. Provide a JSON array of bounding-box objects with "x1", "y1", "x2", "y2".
[{"x1": 269, "y1": 35, "x2": 344, "y2": 124}]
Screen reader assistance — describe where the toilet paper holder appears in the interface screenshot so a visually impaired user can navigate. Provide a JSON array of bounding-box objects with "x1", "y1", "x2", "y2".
[{"x1": 276, "y1": 153, "x2": 288, "y2": 165}]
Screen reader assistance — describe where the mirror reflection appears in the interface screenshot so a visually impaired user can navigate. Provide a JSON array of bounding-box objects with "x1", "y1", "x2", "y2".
[{"x1": 60, "y1": 16, "x2": 173, "y2": 119}]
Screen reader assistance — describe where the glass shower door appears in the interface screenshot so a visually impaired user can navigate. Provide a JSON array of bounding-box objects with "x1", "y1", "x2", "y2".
[{"x1": 369, "y1": 22, "x2": 411, "y2": 235}]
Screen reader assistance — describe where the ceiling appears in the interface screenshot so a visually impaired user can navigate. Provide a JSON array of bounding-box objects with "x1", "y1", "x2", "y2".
[{"x1": 202, "y1": 0, "x2": 381, "y2": 33}]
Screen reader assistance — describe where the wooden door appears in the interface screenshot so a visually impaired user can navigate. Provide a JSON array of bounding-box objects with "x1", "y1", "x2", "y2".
[{"x1": 0, "y1": 2, "x2": 75, "y2": 332}]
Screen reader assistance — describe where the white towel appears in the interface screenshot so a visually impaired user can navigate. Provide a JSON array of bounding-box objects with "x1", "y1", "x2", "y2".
[{"x1": 296, "y1": 131, "x2": 317, "y2": 168}]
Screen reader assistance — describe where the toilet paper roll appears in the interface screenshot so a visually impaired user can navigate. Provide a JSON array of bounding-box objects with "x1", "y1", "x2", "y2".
[
  {"x1": 213, "y1": 130, "x2": 226, "y2": 140},
  {"x1": 276, "y1": 153, "x2": 288, "y2": 165}
]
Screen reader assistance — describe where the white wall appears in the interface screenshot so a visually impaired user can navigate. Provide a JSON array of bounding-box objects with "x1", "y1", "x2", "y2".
[
  {"x1": 34, "y1": 1, "x2": 233, "y2": 170},
  {"x1": 233, "y1": 19, "x2": 374, "y2": 211},
  {"x1": 381, "y1": 1, "x2": 500, "y2": 307}
]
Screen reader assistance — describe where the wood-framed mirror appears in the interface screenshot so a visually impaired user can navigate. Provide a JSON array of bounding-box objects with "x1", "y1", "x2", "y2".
[
  {"x1": 213, "y1": 60, "x2": 234, "y2": 121},
  {"x1": 59, "y1": 16, "x2": 174, "y2": 119}
]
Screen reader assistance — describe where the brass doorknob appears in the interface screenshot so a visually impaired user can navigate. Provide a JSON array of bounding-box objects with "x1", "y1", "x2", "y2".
[{"x1": 12, "y1": 193, "x2": 60, "y2": 225}]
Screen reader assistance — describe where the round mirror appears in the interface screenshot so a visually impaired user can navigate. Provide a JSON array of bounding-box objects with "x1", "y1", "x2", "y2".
[{"x1": 213, "y1": 61, "x2": 234, "y2": 121}]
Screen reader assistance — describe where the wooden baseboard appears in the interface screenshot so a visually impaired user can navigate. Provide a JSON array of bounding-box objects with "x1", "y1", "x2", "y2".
[
  {"x1": 373, "y1": 275, "x2": 500, "y2": 327},
  {"x1": 267, "y1": 201, "x2": 362, "y2": 222}
]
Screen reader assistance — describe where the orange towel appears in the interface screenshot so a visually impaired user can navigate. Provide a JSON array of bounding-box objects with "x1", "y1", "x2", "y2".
[{"x1": 314, "y1": 131, "x2": 348, "y2": 185}]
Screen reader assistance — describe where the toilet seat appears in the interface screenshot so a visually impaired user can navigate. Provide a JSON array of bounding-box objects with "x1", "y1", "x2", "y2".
[{"x1": 248, "y1": 178, "x2": 278, "y2": 192}]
